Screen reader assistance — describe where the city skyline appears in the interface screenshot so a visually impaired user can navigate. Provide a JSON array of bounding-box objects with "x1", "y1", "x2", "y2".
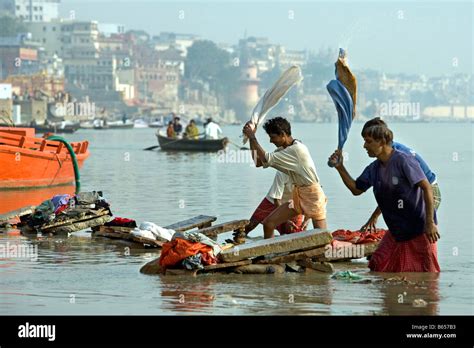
[{"x1": 58, "y1": 0, "x2": 472, "y2": 77}]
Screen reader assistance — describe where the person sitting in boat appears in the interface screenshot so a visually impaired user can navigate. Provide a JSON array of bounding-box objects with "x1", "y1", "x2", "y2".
[
  {"x1": 359, "y1": 117, "x2": 441, "y2": 233},
  {"x1": 328, "y1": 124, "x2": 440, "y2": 272},
  {"x1": 173, "y1": 116, "x2": 183, "y2": 136},
  {"x1": 242, "y1": 117, "x2": 328, "y2": 239},
  {"x1": 232, "y1": 171, "x2": 307, "y2": 244},
  {"x1": 166, "y1": 121, "x2": 176, "y2": 138},
  {"x1": 204, "y1": 118, "x2": 223, "y2": 140},
  {"x1": 184, "y1": 119, "x2": 199, "y2": 140}
]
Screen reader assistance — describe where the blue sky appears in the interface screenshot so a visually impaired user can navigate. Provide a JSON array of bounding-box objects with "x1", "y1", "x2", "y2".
[{"x1": 60, "y1": 0, "x2": 473, "y2": 76}]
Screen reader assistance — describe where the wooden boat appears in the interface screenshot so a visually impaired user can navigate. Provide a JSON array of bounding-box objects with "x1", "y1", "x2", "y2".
[
  {"x1": 34, "y1": 123, "x2": 80, "y2": 134},
  {"x1": 107, "y1": 121, "x2": 134, "y2": 129},
  {"x1": 0, "y1": 127, "x2": 90, "y2": 189},
  {"x1": 156, "y1": 131, "x2": 228, "y2": 152}
]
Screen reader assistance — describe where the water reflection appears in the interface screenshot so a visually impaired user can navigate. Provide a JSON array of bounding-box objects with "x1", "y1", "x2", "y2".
[
  {"x1": 376, "y1": 272, "x2": 440, "y2": 315},
  {"x1": 0, "y1": 185, "x2": 75, "y2": 214}
]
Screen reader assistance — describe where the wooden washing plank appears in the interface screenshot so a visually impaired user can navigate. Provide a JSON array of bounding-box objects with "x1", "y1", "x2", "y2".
[
  {"x1": 164, "y1": 215, "x2": 217, "y2": 232},
  {"x1": 94, "y1": 226, "x2": 133, "y2": 239},
  {"x1": 197, "y1": 219, "x2": 250, "y2": 238},
  {"x1": 220, "y1": 230, "x2": 333, "y2": 263},
  {"x1": 40, "y1": 215, "x2": 113, "y2": 235},
  {"x1": 129, "y1": 235, "x2": 164, "y2": 248},
  {"x1": 297, "y1": 259, "x2": 334, "y2": 273},
  {"x1": 255, "y1": 245, "x2": 328, "y2": 264},
  {"x1": 201, "y1": 259, "x2": 251, "y2": 272},
  {"x1": 40, "y1": 209, "x2": 111, "y2": 230},
  {"x1": 314, "y1": 242, "x2": 380, "y2": 262}
]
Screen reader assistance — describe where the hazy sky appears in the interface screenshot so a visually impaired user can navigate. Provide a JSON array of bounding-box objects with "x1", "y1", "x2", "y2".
[{"x1": 59, "y1": 0, "x2": 473, "y2": 76}]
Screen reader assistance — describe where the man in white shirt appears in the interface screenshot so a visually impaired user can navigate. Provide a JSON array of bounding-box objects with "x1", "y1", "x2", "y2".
[
  {"x1": 204, "y1": 118, "x2": 223, "y2": 139},
  {"x1": 243, "y1": 117, "x2": 328, "y2": 239},
  {"x1": 233, "y1": 171, "x2": 306, "y2": 243}
]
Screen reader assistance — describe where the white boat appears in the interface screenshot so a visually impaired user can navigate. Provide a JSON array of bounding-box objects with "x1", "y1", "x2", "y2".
[
  {"x1": 134, "y1": 119, "x2": 149, "y2": 128},
  {"x1": 108, "y1": 120, "x2": 134, "y2": 129}
]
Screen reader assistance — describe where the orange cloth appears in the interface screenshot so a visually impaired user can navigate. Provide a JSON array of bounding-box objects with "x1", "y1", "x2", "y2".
[
  {"x1": 159, "y1": 238, "x2": 212, "y2": 268},
  {"x1": 166, "y1": 126, "x2": 175, "y2": 138},
  {"x1": 332, "y1": 229, "x2": 387, "y2": 244},
  {"x1": 289, "y1": 183, "x2": 327, "y2": 220}
]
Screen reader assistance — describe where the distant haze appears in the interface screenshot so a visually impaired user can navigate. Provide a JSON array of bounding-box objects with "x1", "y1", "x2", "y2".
[{"x1": 60, "y1": 0, "x2": 472, "y2": 76}]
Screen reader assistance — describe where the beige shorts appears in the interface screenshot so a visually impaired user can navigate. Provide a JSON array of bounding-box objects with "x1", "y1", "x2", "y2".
[{"x1": 289, "y1": 183, "x2": 328, "y2": 221}]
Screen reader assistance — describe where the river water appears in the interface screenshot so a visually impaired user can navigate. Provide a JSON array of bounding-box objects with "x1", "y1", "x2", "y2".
[{"x1": 0, "y1": 122, "x2": 472, "y2": 315}]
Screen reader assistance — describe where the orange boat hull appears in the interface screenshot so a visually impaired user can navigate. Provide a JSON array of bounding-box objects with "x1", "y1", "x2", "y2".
[
  {"x1": 0, "y1": 185, "x2": 76, "y2": 214},
  {"x1": 0, "y1": 127, "x2": 90, "y2": 189}
]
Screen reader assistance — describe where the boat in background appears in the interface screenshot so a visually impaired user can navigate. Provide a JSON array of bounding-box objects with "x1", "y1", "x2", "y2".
[
  {"x1": 0, "y1": 127, "x2": 90, "y2": 189},
  {"x1": 34, "y1": 121, "x2": 80, "y2": 134},
  {"x1": 134, "y1": 119, "x2": 149, "y2": 128},
  {"x1": 156, "y1": 130, "x2": 228, "y2": 152},
  {"x1": 107, "y1": 120, "x2": 134, "y2": 129},
  {"x1": 149, "y1": 116, "x2": 165, "y2": 128}
]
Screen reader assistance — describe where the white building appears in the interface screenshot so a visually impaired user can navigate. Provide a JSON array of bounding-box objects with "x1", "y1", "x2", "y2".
[
  {"x1": 152, "y1": 32, "x2": 200, "y2": 57},
  {"x1": 0, "y1": 0, "x2": 60, "y2": 22}
]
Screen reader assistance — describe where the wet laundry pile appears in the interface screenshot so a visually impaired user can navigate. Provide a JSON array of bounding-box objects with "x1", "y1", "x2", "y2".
[
  {"x1": 23, "y1": 191, "x2": 112, "y2": 234},
  {"x1": 331, "y1": 229, "x2": 387, "y2": 244},
  {"x1": 159, "y1": 230, "x2": 223, "y2": 270}
]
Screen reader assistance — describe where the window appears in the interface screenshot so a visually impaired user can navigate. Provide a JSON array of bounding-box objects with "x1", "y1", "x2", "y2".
[
  {"x1": 39, "y1": 15, "x2": 42, "y2": 20},
  {"x1": 52, "y1": 27, "x2": 56, "y2": 31},
  {"x1": 16, "y1": 5, "x2": 20, "y2": 10},
  {"x1": 43, "y1": 26, "x2": 46, "y2": 31},
  {"x1": 34, "y1": 15, "x2": 38, "y2": 20},
  {"x1": 43, "y1": 38, "x2": 46, "y2": 43},
  {"x1": 40, "y1": 6, "x2": 43, "y2": 11},
  {"x1": 33, "y1": 6, "x2": 38, "y2": 11}
]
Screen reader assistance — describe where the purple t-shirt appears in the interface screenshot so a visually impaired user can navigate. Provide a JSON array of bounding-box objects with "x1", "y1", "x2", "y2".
[{"x1": 355, "y1": 150, "x2": 436, "y2": 242}]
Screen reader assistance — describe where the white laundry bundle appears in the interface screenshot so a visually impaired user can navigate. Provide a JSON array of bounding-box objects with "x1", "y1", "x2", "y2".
[{"x1": 131, "y1": 222, "x2": 175, "y2": 242}]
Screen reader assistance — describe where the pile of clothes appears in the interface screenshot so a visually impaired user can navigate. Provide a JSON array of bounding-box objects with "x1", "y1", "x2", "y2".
[
  {"x1": 28, "y1": 191, "x2": 110, "y2": 228},
  {"x1": 159, "y1": 231, "x2": 223, "y2": 270},
  {"x1": 104, "y1": 217, "x2": 137, "y2": 228},
  {"x1": 331, "y1": 229, "x2": 387, "y2": 244}
]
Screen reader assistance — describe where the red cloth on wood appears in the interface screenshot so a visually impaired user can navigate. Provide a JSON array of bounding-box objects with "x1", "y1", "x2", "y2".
[
  {"x1": 159, "y1": 238, "x2": 213, "y2": 268},
  {"x1": 201, "y1": 252, "x2": 218, "y2": 266},
  {"x1": 250, "y1": 198, "x2": 304, "y2": 234},
  {"x1": 368, "y1": 231, "x2": 440, "y2": 272},
  {"x1": 54, "y1": 204, "x2": 68, "y2": 215},
  {"x1": 332, "y1": 229, "x2": 387, "y2": 244},
  {"x1": 105, "y1": 217, "x2": 137, "y2": 228}
]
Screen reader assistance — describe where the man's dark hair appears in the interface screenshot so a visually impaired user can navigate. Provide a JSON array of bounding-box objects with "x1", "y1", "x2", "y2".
[
  {"x1": 362, "y1": 125, "x2": 393, "y2": 145},
  {"x1": 263, "y1": 117, "x2": 291, "y2": 136},
  {"x1": 361, "y1": 117, "x2": 387, "y2": 135}
]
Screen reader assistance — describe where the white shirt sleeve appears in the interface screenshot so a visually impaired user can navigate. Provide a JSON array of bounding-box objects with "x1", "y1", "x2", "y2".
[{"x1": 266, "y1": 171, "x2": 288, "y2": 200}]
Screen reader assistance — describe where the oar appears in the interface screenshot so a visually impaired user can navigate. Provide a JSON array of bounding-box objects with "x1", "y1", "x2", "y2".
[
  {"x1": 144, "y1": 145, "x2": 160, "y2": 151},
  {"x1": 229, "y1": 140, "x2": 250, "y2": 150}
]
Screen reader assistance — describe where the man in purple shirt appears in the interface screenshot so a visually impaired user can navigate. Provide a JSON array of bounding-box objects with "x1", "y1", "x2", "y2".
[{"x1": 329, "y1": 123, "x2": 440, "y2": 272}]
